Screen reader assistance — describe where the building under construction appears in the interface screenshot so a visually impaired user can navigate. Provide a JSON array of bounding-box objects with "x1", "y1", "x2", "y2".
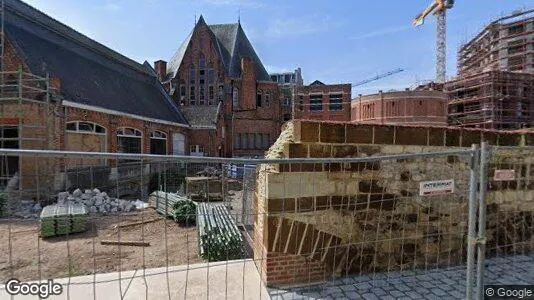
[
  {"x1": 446, "y1": 9, "x2": 534, "y2": 130},
  {"x1": 457, "y1": 9, "x2": 534, "y2": 75}
]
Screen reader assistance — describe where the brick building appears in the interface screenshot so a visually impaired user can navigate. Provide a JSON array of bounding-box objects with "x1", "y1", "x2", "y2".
[
  {"x1": 0, "y1": 0, "x2": 190, "y2": 191},
  {"x1": 155, "y1": 16, "x2": 283, "y2": 158},
  {"x1": 351, "y1": 89, "x2": 448, "y2": 126},
  {"x1": 269, "y1": 68, "x2": 303, "y2": 122},
  {"x1": 446, "y1": 9, "x2": 534, "y2": 130},
  {"x1": 457, "y1": 9, "x2": 534, "y2": 75},
  {"x1": 293, "y1": 80, "x2": 352, "y2": 122}
]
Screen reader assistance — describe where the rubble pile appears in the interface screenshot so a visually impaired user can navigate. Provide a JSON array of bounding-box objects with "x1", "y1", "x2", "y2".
[{"x1": 57, "y1": 188, "x2": 146, "y2": 214}]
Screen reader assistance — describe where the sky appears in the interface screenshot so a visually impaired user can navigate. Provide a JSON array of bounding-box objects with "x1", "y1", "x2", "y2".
[{"x1": 22, "y1": 0, "x2": 531, "y2": 95}]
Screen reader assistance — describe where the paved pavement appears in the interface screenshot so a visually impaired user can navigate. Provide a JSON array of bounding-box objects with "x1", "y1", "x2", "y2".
[
  {"x1": 0, "y1": 259, "x2": 269, "y2": 300},
  {"x1": 268, "y1": 253, "x2": 534, "y2": 299}
]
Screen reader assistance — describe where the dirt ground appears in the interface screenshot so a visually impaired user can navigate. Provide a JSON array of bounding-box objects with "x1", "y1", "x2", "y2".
[{"x1": 0, "y1": 209, "x2": 201, "y2": 282}]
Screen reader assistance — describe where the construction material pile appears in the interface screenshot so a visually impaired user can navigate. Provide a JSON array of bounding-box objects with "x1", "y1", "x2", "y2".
[
  {"x1": 57, "y1": 189, "x2": 146, "y2": 214},
  {"x1": 197, "y1": 203, "x2": 244, "y2": 262},
  {"x1": 148, "y1": 191, "x2": 196, "y2": 224},
  {"x1": 40, "y1": 203, "x2": 87, "y2": 238}
]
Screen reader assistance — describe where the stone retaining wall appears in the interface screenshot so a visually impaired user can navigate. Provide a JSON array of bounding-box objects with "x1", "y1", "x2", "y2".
[{"x1": 254, "y1": 120, "x2": 534, "y2": 287}]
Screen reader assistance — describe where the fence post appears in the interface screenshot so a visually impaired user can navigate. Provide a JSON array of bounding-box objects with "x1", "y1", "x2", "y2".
[
  {"x1": 466, "y1": 143, "x2": 480, "y2": 299},
  {"x1": 476, "y1": 142, "x2": 490, "y2": 300}
]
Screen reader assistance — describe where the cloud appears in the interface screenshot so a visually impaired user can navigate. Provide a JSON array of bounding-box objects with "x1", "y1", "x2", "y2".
[
  {"x1": 349, "y1": 25, "x2": 412, "y2": 41},
  {"x1": 265, "y1": 15, "x2": 340, "y2": 39},
  {"x1": 104, "y1": 3, "x2": 120, "y2": 12}
]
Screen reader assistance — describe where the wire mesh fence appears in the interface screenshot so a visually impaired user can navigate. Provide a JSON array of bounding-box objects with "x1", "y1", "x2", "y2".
[{"x1": 0, "y1": 146, "x2": 529, "y2": 299}]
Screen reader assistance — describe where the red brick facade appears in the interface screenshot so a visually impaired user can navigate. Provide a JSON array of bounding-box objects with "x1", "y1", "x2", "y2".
[
  {"x1": 159, "y1": 17, "x2": 283, "y2": 157},
  {"x1": 294, "y1": 82, "x2": 352, "y2": 122},
  {"x1": 351, "y1": 90, "x2": 448, "y2": 126}
]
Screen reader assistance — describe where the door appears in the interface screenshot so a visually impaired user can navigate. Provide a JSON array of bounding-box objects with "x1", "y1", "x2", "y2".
[{"x1": 172, "y1": 133, "x2": 185, "y2": 155}]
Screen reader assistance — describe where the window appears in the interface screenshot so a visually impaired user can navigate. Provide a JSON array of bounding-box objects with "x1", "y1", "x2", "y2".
[
  {"x1": 199, "y1": 57, "x2": 206, "y2": 69},
  {"x1": 189, "y1": 86, "x2": 195, "y2": 105},
  {"x1": 284, "y1": 74, "x2": 290, "y2": 83},
  {"x1": 218, "y1": 85, "x2": 224, "y2": 101},
  {"x1": 283, "y1": 98, "x2": 290, "y2": 107},
  {"x1": 66, "y1": 121, "x2": 106, "y2": 134},
  {"x1": 233, "y1": 88, "x2": 239, "y2": 107},
  {"x1": 298, "y1": 95, "x2": 304, "y2": 111},
  {"x1": 180, "y1": 86, "x2": 186, "y2": 98},
  {"x1": 255, "y1": 133, "x2": 262, "y2": 149},
  {"x1": 190, "y1": 145, "x2": 204, "y2": 156},
  {"x1": 248, "y1": 133, "x2": 254, "y2": 149},
  {"x1": 150, "y1": 131, "x2": 167, "y2": 155},
  {"x1": 270, "y1": 75, "x2": 277, "y2": 82},
  {"x1": 264, "y1": 92, "x2": 270, "y2": 108},
  {"x1": 241, "y1": 133, "x2": 248, "y2": 149},
  {"x1": 208, "y1": 86, "x2": 214, "y2": 103},
  {"x1": 117, "y1": 127, "x2": 142, "y2": 154},
  {"x1": 189, "y1": 65, "x2": 196, "y2": 84},
  {"x1": 256, "y1": 91, "x2": 262, "y2": 107},
  {"x1": 329, "y1": 94, "x2": 343, "y2": 111},
  {"x1": 262, "y1": 134, "x2": 270, "y2": 149},
  {"x1": 235, "y1": 134, "x2": 241, "y2": 150},
  {"x1": 310, "y1": 94, "x2": 323, "y2": 111},
  {"x1": 508, "y1": 24, "x2": 524, "y2": 35},
  {"x1": 199, "y1": 85, "x2": 205, "y2": 104},
  {"x1": 208, "y1": 69, "x2": 215, "y2": 84}
]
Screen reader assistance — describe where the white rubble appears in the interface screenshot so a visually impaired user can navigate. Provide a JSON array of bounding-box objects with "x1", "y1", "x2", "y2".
[{"x1": 55, "y1": 189, "x2": 146, "y2": 214}]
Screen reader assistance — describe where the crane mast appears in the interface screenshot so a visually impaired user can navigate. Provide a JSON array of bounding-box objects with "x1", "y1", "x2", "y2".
[{"x1": 413, "y1": 0, "x2": 454, "y2": 84}]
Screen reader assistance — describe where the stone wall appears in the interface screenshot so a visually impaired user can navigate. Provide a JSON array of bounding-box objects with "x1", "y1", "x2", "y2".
[{"x1": 254, "y1": 120, "x2": 534, "y2": 287}]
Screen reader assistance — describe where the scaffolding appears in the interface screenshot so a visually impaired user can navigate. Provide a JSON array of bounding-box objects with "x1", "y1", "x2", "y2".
[
  {"x1": 445, "y1": 71, "x2": 534, "y2": 129},
  {"x1": 458, "y1": 9, "x2": 534, "y2": 75}
]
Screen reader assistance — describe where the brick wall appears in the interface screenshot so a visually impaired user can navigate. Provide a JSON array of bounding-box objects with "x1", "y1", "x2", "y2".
[
  {"x1": 351, "y1": 90, "x2": 448, "y2": 126},
  {"x1": 294, "y1": 84, "x2": 351, "y2": 122},
  {"x1": 254, "y1": 120, "x2": 534, "y2": 287}
]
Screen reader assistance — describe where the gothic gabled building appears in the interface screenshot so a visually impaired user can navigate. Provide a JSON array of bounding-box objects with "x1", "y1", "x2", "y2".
[{"x1": 154, "y1": 16, "x2": 282, "y2": 157}]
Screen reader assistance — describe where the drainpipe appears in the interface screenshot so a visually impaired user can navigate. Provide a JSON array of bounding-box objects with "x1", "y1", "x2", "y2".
[{"x1": 379, "y1": 90, "x2": 384, "y2": 125}]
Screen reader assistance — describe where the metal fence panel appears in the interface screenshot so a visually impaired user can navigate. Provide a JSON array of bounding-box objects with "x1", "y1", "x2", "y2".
[{"x1": 0, "y1": 147, "x2": 490, "y2": 299}]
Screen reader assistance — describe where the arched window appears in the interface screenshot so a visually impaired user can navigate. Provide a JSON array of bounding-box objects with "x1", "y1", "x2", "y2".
[
  {"x1": 66, "y1": 121, "x2": 106, "y2": 134},
  {"x1": 150, "y1": 130, "x2": 167, "y2": 155},
  {"x1": 256, "y1": 89, "x2": 263, "y2": 107},
  {"x1": 65, "y1": 121, "x2": 107, "y2": 166},
  {"x1": 117, "y1": 127, "x2": 142, "y2": 154}
]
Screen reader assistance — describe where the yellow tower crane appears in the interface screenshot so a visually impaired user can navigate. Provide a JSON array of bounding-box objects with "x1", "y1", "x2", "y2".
[{"x1": 413, "y1": 0, "x2": 455, "y2": 83}]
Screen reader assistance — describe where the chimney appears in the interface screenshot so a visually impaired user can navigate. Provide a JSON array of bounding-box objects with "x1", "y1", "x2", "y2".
[{"x1": 154, "y1": 60, "x2": 167, "y2": 81}]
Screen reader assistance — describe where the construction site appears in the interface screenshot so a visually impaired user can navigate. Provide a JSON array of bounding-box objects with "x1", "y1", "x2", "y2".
[
  {"x1": 0, "y1": 0, "x2": 532, "y2": 299},
  {"x1": 445, "y1": 9, "x2": 534, "y2": 129}
]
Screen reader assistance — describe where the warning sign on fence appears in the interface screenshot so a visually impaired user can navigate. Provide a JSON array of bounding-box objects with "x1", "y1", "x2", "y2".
[
  {"x1": 419, "y1": 179, "x2": 455, "y2": 196},
  {"x1": 493, "y1": 169, "x2": 515, "y2": 181}
]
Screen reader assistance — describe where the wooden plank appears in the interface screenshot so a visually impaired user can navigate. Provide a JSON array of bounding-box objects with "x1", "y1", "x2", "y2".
[
  {"x1": 334, "y1": 246, "x2": 350, "y2": 276},
  {"x1": 297, "y1": 223, "x2": 309, "y2": 255},
  {"x1": 284, "y1": 220, "x2": 295, "y2": 254},
  {"x1": 117, "y1": 218, "x2": 161, "y2": 228},
  {"x1": 101, "y1": 240, "x2": 150, "y2": 247},
  {"x1": 310, "y1": 231, "x2": 322, "y2": 259},
  {"x1": 321, "y1": 235, "x2": 333, "y2": 262},
  {"x1": 271, "y1": 216, "x2": 283, "y2": 252}
]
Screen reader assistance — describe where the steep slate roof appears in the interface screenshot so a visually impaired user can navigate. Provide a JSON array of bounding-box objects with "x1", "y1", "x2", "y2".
[
  {"x1": 2, "y1": 0, "x2": 188, "y2": 125},
  {"x1": 167, "y1": 16, "x2": 271, "y2": 81},
  {"x1": 180, "y1": 102, "x2": 222, "y2": 129}
]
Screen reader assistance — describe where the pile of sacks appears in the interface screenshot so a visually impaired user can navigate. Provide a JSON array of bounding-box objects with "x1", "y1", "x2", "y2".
[{"x1": 57, "y1": 188, "x2": 147, "y2": 214}]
